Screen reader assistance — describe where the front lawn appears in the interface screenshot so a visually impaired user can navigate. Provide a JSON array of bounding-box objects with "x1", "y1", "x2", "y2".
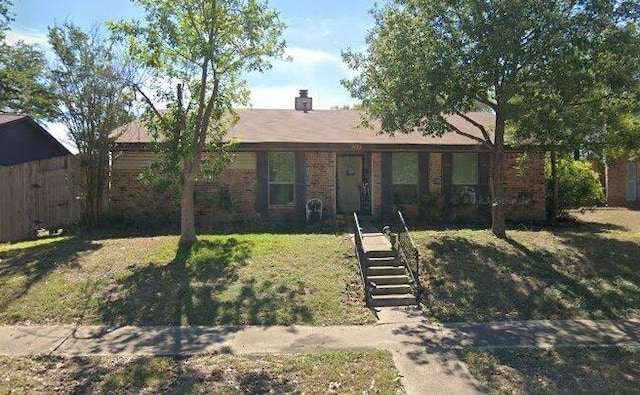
[
  {"x1": 460, "y1": 346, "x2": 640, "y2": 393},
  {"x1": 1, "y1": 350, "x2": 403, "y2": 394},
  {"x1": 415, "y1": 208, "x2": 640, "y2": 322},
  {"x1": 0, "y1": 231, "x2": 373, "y2": 326}
]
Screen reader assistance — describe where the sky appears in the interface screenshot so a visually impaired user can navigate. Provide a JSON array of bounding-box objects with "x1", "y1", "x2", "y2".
[{"x1": 6, "y1": 0, "x2": 376, "y2": 148}]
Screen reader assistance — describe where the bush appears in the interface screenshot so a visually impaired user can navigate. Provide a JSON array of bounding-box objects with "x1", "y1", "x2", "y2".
[{"x1": 546, "y1": 158, "x2": 605, "y2": 214}]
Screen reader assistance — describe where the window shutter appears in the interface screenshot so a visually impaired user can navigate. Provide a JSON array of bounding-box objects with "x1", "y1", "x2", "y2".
[
  {"x1": 441, "y1": 152, "x2": 452, "y2": 219},
  {"x1": 442, "y1": 152, "x2": 452, "y2": 197},
  {"x1": 478, "y1": 152, "x2": 490, "y2": 218},
  {"x1": 418, "y1": 152, "x2": 430, "y2": 197},
  {"x1": 381, "y1": 152, "x2": 392, "y2": 218},
  {"x1": 295, "y1": 151, "x2": 306, "y2": 219},
  {"x1": 256, "y1": 151, "x2": 268, "y2": 217}
]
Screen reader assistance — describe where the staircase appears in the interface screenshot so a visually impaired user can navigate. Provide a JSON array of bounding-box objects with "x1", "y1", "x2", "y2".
[
  {"x1": 365, "y1": 249, "x2": 416, "y2": 307},
  {"x1": 354, "y1": 215, "x2": 417, "y2": 307}
]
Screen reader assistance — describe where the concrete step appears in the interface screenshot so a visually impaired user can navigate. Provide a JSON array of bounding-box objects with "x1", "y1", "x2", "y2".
[
  {"x1": 370, "y1": 283, "x2": 413, "y2": 295},
  {"x1": 366, "y1": 256, "x2": 398, "y2": 267},
  {"x1": 369, "y1": 293, "x2": 417, "y2": 307},
  {"x1": 367, "y1": 274, "x2": 411, "y2": 285},
  {"x1": 367, "y1": 266, "x2": 406, "y2": 276}
]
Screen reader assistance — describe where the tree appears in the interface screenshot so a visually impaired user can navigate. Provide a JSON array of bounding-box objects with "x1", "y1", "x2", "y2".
[
  {"x1": 0, "y1": 0, "x2": 56, "y2": 118},
  {"x1": 48, "y1": 22, "x2": 135, "y2": 225},
  {"x1": 111, "y1": 0, "x2": 286, "y2": 244},
  {"x1": 342, "y1": 0, "x2": 639, "y2": 238}
]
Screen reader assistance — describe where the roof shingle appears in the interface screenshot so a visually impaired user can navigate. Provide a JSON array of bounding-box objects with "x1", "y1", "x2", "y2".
[{"x1": 113, "y1": 109, "x2": 495, "y2": 146}]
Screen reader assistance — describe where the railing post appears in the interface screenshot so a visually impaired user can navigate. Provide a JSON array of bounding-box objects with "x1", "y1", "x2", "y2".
[{"x1": 414, "y1": 249, "x2": 420, "y2": 301}]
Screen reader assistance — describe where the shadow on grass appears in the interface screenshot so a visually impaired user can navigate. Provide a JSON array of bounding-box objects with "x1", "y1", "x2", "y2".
[
  {"x1": 0, "y1": 237, "x2": 101, "y2": 317},
  {"x1": 459, "y1": 346, "x2": 640, "y2": 393},
  {"x1": 417, "y1": 227, "x2": 640, "y2": 322},
  {"x1": 100, "y1": 238, "x2": 313, "y2": 326}
]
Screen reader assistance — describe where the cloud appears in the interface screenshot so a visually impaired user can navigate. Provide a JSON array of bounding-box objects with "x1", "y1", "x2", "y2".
[
  {"x1": 247, "y1": 85, "x2": 356, "y2": 110},
  {"x1": 284, "y1": 47, "x2": 339, "y2": 64},
  {"x1": 5, "y1": 27, "x2": 49, "y2": 46}
]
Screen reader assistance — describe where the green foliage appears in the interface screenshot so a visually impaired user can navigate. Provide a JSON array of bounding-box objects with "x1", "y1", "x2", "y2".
[
  {"x1": 546, "y1": 158, "x2": 605, "y2": 212},
  {"x1": 342, "y1": 0, "x2": 640, "y2": 237},
  {"x1": 110, "y1": 0, "x2": 286, "y2": 243},
  {"x1": 48, "y1": 22, "x2": 134, "y2": 225},
  {"x1": 419, "y1": 192, "x2": 446, "y2": 222},
  {"x1": 210, "y1": 186, "x2": 233, "y2": 212},
  {"x1": 0, "y1": 0, "x2": 56, "y2": 118}
]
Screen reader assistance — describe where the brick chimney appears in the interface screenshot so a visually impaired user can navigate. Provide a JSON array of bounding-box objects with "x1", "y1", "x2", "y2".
[{"x1": 294, "y1": 89, "x2": 312, "y2": 112}]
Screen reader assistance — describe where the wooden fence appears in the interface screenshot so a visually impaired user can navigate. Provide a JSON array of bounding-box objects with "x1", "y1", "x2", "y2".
[{"x1": 0, "y1": 156, "x2": 84, "y2": 242}]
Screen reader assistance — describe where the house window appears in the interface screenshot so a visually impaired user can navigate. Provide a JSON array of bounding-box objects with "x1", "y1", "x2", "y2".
[
  {"x1": 269, "y1": 152, "x2": 295, "y2": 205},
  {"x1": 452, "y1": 153, "x2": 478, "y2": 203},
  {"x1": 392, "y1": 153, "x2": 418, "y2": 205}
]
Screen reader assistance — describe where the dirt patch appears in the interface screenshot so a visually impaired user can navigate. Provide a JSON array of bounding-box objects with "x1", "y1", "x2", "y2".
[
  {"x1": 0, "y1": 351, "x2": 404, "y2": 394},
  {"x1": 569, "y1": 207, "x2": 640, "y2": 232}
]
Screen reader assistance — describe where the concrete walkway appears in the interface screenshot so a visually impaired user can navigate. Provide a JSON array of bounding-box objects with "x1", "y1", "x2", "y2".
[{"x1": 1, "y1": 315, "x2": 639, "y2": 395}]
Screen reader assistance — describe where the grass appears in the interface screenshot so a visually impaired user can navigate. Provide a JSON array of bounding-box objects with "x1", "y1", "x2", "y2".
[
  {"x1": 0, "y1": 230, "x2": 373, "y2": 326},
  {"x1": 414, "y1": 208, "x2": 640, "y2": 322},
  {"x1": 459, "y1": 346, "x2": 640, "y2": 394},
  {"x1": 0, "y1": 350, "x2": 403, "y2": 394}
]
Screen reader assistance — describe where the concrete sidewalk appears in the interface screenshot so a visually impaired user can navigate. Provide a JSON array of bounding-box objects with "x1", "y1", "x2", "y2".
[{"x1": 1, "y1": 318, "x2": 638, "y2": 394}]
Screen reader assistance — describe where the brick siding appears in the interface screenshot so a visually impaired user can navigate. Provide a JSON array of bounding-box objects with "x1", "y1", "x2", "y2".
[
  {"x1": 608, "y1": 159, "x2": 628, "y2": 206},
  {"x1": 429, "y1": 152, "x2": 442, "y2": 193},
  {"x1": 110, "y1": 149, "x2": 547, "y2": 224},
  {"x1": 501, "y1": 152, "x2": 546, "y2": 221},
  {"x1": 305, "y1": 152, "x2": 336, "y2": 217}
]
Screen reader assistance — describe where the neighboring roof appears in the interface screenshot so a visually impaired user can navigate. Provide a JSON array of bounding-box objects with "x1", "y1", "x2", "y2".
[
  {"x1": 0, "y1": 113, "x2": 72, "y2": 166},
  {"x1": 0, "y1": 113, "x2": 29, "y2": 125},
  {"x1": 113, "y1": 109, "x2": 495, "y2": 146}
]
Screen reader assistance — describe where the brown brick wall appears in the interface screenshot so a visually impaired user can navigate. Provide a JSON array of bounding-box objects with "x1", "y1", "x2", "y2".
[
  {"x1": 194, "y1": 169, "x2": 257, "y2": 227},
  {"x1": 429, "y1": 152, "x2": 442, "y2": 193},
  {"x1": 608, "y1": 158, "x2": 630, "y2": 206},
  {"x1": 110, "y1": 154, "x2": 257, "y2": 226},
  {"x1": 371, "y1": 152, "x2": 382, "y2": 217},
  {"x1": 109, "y1": 169, "x2": 180, "y2": 223},
  {"x1": 110, "y1": 149, "x2": 547, "y2": 224},
  {"x1": 305, "y1": 152, "x2": 336, "y2": 217},
  {"x1": 501, "y1": 152, "x2": 546, "y2": 221}
]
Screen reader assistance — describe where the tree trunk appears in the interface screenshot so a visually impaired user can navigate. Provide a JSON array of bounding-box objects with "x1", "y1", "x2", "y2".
[
  {"x1": 179, "y1": 175, "x2": 196, "y2": 244},
  {"x1": 490, "y1": 112, "x2": 507, "y2": 239},
  {"x1": 550, "y1": 150, "x2": 559, "y2": 225},
  {"x1": 490, "y1": 145, "x2": 507, "y2": 238}
]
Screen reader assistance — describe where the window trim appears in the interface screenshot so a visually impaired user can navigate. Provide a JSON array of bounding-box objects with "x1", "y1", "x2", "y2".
[
  {"x1": 451, "y1": 152, "x2": 479, "y2": 205},
  {"x1": 391, "y1": 152, "x2": 419, "y2": 205},
  {"x1": 268, "y1": 151, "x2": 296, "y2": 207}
]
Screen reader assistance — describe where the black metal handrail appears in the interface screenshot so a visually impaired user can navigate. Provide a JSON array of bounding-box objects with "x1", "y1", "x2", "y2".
[
  {"x1": 394, "y1": 211, "x2": 421, "y2": 301},
  {"x1": 353, "y1": 212, "x2": 369, "y2": 306}
]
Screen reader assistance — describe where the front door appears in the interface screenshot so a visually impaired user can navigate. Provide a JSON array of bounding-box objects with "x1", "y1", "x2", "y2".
[{"x1": 337, "y1": 155, "x2": 362, "y2": 214}]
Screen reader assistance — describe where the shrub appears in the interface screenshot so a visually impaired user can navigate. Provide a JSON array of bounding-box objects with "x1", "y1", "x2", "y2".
[{"x1": 546, "y1": 158, "x2": 605, "y2": 214}]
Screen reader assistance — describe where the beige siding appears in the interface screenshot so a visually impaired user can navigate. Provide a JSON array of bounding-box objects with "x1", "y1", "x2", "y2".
[
  {"x1": 112, "y1": 151, "x2": 156, "y2": 171},
  {"x1": 112, "y1": 151, "x2": 255, "y2": 171},
  {"x1": 228, "y1": 152, "x2": 256, "y2": 170}
]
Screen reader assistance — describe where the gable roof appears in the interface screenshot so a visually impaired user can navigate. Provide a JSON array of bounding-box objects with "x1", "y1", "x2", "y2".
[
  {"x1": 113, "y1": 109, "x2": 495, "y2": 147},
  {"x1": 0, "y1": 114, "x2": 72, "y2": 166}
]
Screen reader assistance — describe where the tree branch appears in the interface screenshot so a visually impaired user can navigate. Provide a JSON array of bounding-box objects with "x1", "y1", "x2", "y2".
[
  {"x1": 133, "y1": 83, "x2": 165, "y2": 123},
  {"x1": 454, "y1": 110, "x2": 493, "y2": 146},
  {"x1": 439, "y1": 114, "x2": 494, "y2": 149}
]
